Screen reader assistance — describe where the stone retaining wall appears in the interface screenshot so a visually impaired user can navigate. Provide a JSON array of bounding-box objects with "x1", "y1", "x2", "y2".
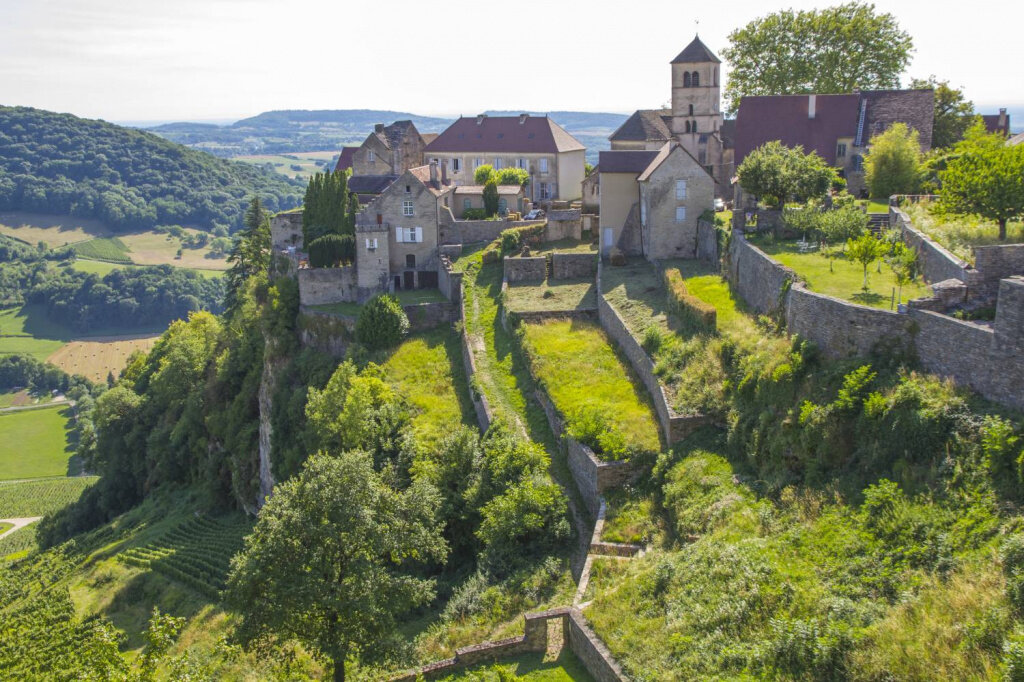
[
  {"x1": 459, "y1": 292, "x2": 494, "y2": 432},
  {"x1": 727, "y1": 231, "x2": 794, "y2": 315},
  {"x1": 568, "y1": 610, "x2": 629, "y2": 682},
  {"x1": 552, "y1": 252, "x2": 598, "y2": 280},
  {"x1": 547, "y1": 211, "x2": 583, "y2": 241},
  {"x1": 297, "y1": 266, "x2": 357, "y2": 305},
  {"x1": 504, "y1": 255, "x2": 547, "y2": 282},
  {"x1": 891, "y1": 208, "x2": 971, "y2": 285},
  {"x1": 786, "y1": 284, "x2": 915, "y2": 358},
  {"x1": 404, "y1": 301, "x2": 458, "y2": 331},
  {"x1": 438, "y1": 255, "x2": 463, "y2": 303},
  {"x1": 974, "y1": 244, "x2": 1024, "y2": 298},
  {"x1": 440, "y1": 217, "x2": 546, "y2": 245}
]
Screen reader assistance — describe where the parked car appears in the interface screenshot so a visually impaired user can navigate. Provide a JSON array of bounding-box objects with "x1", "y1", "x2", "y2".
[
  {"x1": 714, "y1": 198, "x2": 725, "y2": 212},
  {"x1": 524, "y1": 208, "x2": 545, "y2": 220}
]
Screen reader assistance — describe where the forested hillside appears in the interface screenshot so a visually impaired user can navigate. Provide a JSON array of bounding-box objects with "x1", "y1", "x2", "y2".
[{"x1": 0, "y1": 106, "x2": 302, "y2": 232}]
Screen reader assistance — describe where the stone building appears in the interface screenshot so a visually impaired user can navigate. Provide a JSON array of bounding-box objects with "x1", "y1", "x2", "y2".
[
  {"x1": 354, "y1": 161, "x2": 454, "y2": 298},
  {"x1": 610, "y1": 36, "x2": 733, "y2": 198},
  {"x1": 598, "y1": 142, "x2": 714, "y2": 260},
  {"x1": 452, "y1": 185, "x2": 526, "y2": 218},
  {"x1": 351, "y1": 120, "x2": 431, "y2": 176},
  {"x1": 424, "y1": 114, "x2": 586, "y2": 202}
]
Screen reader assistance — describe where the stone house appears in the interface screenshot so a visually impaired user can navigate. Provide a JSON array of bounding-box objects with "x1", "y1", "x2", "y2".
[
  {"x1": 351, "y1": 120, "x2": 431, "y2": 176},
  {"x1": 598, "y1": 142, "x2": 714, "y2": 260},
  {"x1": 354, "y1": 162, "x2": 454, "y2": 298},
  {"x1": 424, "y1": 114, "x2": 586, "y2": 202},
  {"x1": 452, "y1": 185, "x2": 526, "y2": 218},
  {"x1": 610, "y1": 36, "x2": 734, "y2": 199}
]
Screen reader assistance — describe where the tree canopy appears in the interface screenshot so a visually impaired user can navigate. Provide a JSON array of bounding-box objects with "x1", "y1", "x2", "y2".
[
  {"x1": 941, "y1": 122, "x2": 1024, "y2": 240},
  {"x1": 226, "y1": 450, "x2": 447, "y2": 682},
  {"x1": 910, "y1": 76, "x2": 975, "y2": 149},
  {"x1": 865, "y1": 123, "x2": 922, "y2": 199},
  {"x1": 721, "y1": 3, "x2": 913, "y2": 113},
  {"x1": 737, "y1": 141, "x2": 836, "y2": 208},
  {"x1": 0, "y1": 106, "x2": 302, "y2": 232},
  {"x1": 301, "y1": 170, "x2": 358, "y2": 247}
]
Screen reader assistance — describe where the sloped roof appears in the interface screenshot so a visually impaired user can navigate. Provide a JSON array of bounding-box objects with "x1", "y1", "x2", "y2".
[
  {"x1": 609, "y1": 109, "x2": 673, "y2": 143},
  {"x1": 425, "y1": 114, "x2": 585, "y2": 154},
  {"x1": 1009, "y1": 132, "x2": 1024, "y2": 147},
  {"x1": 421, "y1": 132, "x2": 439, "y2": 145},
  {"x1": 983, "y1": 113, "x2": 1012, "y2": 136},
  {"x1": 335, "y1": 146, "x2": 357, "y2": 173},
  {"x1": 671, "y1": 35, "x2": 720, "y2": 64},
  {"x1": 347, "y1": 174, "x2": 397, "y2": 195},
  {"x1": 861, "y1": 89, "x2": 934, "y2": 150},
  {"x1": 454, "y1": 185, "x2": 524, "y2": 196},
  {"x1": 598, "y1": 150, "x2": 661, "y2": 174},
  {"x1": 637, "y1": 142, "x2": 713, "y2": 182},
  {"x1": 408, "y1": 165, "x2": 453, "y2": 196}
]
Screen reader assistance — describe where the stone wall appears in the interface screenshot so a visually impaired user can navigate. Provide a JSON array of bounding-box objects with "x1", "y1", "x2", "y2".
[
  {"x1": 727, "y1": 231, "x2": 794, "y2": 315},
  {"x1": 892, "y1": 208, "x2": 970, "y2": 285},
  {"x1": 568, "y1": 610, "x2": 629, "y2": 682},
  {"x1": 504, "y1": 255, "x2": 547, "y2": 282},
  {"x1": 404, "y1": 301, "x2": 458, "y2": 331},
  {"x1": 547, "y1": 210, "x2": 583, "y2": 241},
  {"x1": 270, "y1": 211, "x2": 303, "y2": 250},
  {"x1": 696, "y1": 219, "x2": 719, "y2": 265},
  {"x1": 438, "y1": 255, "x2": 463, "y2": 302},
  {"x1": 552, "y1": 252, "x2": 597, "y2": 280},
  {"x1": 973, "y1": 244, "x2": 1024, "y2": 298},
  {"x1": 439, "y1": 215, "x2": 546, "y2": 245},
  {"x1": 786, "y1": 284, "x2": 915, "y2": 359},
  {"x1": 297, "y1": 266, "x2": 358, "y2": 305}
]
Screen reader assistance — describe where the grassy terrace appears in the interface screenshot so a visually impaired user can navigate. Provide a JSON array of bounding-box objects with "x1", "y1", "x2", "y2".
[
  {"x1": 905, "y1": 202, "x2": 1024, "y2": 263},
  {"x1": 519, "y1": 319, "x2": 661, "y2": 459},
  {"x1": 435, "y1": 650, "x2": 593, "y2": 681},
  {"x1": 519, "y1": 239, "x2": 599, "y2": 256},
  {"x1": 306, "y1": 287, "x2": 448, "y2": 317},
  {"x1": 747, "y1": 235, "x2": 931, "y2": 308},
  {"x1": 505, "y1": 278, "x2": 596, "y2": 313}
]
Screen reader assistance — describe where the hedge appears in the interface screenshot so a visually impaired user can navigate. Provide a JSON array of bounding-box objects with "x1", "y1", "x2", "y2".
[{"x1": 663, "y1": 267, "x2": 717, "y2": 332}]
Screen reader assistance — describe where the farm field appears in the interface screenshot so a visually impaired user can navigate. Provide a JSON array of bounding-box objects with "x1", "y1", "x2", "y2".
[
  {"x1": 71, "y1": 258, "x2": 226, "y2": 278},
  {"x1": 233, "y1": 150, "x2": 338, "y2": 179},
  {"x1": 0, "y1": 305, "x2": 73, "y2": 360},
  {"x1": 0, "y1": 389, "x2": 59, "y2": 409},
  {"x1": 0, "y1": 476, "x2": 97, "y2": 517},
  {"x1": 0, "y1": 405, "x2": 75, "y2": 480},
  {"x1": 375, "y1": 327, "x2": 474, "y2": 447},
  {"x1": 46, "y1": 333, "x2": 161, "y2": 382},
  {"x1": 519, "y1": 318, "x2": 661, "y2": 459},
  {"x1": 118, "y1": 229, "x2": 229, "y2": 270},
  {"x1": 73, "y1": 236, "x2": 132, "y2": 262}
]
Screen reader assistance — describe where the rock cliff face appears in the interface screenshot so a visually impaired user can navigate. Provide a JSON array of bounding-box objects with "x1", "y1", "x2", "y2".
[{"x1": 257, "y1": 337, "x2": 284, "y2": 508}]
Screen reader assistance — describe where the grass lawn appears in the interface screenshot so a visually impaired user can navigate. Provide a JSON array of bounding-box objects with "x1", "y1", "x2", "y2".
[
  {"x1": 396, "y1": 288, "x2": 448, "y2": 305},
  {"x1": 527, "y1": 239, "x2": 599, "y2": 255},
  {"x1": 375, "y1": 327, "x2": 474, "y2": 447},
  {"x1": 505, "y1": 278, "x2": 596, "y2": 313},
  {"x1": 858, "y1": 199, "x2": 891, "y2": 214},
  {"x1": 435, "y1": 649, "x2": 593, "y2": 681},
  {"x1": 602, "y1": 486, "x2": 658, "y2": 545},
  {"x1": 519, "y1": 319, "x2": 661, "y2": 458},
  {"x1": 749, "y1": 236, "x2": 931, "y2": 309},
  {"x1": 46, "y1": 334, "x2": 160, "y2": 382},
  {"x1": 904, "y1": 203, "x2": 1024, "y2": 263},
  {"x1": 601, "y1": 259, "x2": 681, "y2": 338},
  {"x1": 662, "y1": 259, "x2": 757, "y2": 337},
  {"x1": 71, "y1": 259, "x2": 225, "y2": 279},
  {"x1": 0, "y1": 405, "x2": 75, "y2": 480}
]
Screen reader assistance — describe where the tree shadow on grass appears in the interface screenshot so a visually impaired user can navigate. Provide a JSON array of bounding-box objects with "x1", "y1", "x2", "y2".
[{"x1": 850, "y1": 291, "x2": 886, "y2": 306}]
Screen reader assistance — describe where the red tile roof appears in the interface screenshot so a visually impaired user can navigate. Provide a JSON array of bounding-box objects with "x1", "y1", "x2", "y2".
[
  {"x1": 425, "y1": 114, "x2": 585, "y2": 154},
  {"x1": 335, "y1": 146, "x2": 357, "y2": 173}
]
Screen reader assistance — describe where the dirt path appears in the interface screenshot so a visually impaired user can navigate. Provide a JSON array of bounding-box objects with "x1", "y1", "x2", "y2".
[{"x1": 0, "y1": 516, "x2": 41, "y2": 540}]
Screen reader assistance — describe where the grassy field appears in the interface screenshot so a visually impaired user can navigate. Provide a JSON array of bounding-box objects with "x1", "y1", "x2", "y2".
[
  {"x1": 71, "y1": 258, "x2": 226, "y2": 279},
  {"x1": 662, "y1": 259, "x2": 758, "y2": 337},
  {"x1": 749, "y1": 236, "x2": 931, "y2": 308},
  {"x1": 0, "y1": 405, "x2": 75, "y2": 480},
  {"x1": 0, "y1": 212, "x2": 111, "y2": 247},
  {"x1": 119, "y1": 229, "x2": 228, "y2": 270},
  {"x1": 375, "y1": 327, "x2": 474, "y2": 447},
  {"x1": 505, "y1": 278, "x2": 596, "y2": 313},
  {"x1": 601, "y1": 259, "x2": 681, "y2": 339},
  {"x1": 46, "y1": 334, "x2": 160, "y2": 382},
  {"x1": 0, "y1": 476, "x2": 97, "y2": 517},
  {"x1": 519, "y1": 319, "x2": 660, "y2": 458},
  {"x1": 0, "y1": 389, "x2": 59, "y2": 409},
  {"x1": 434, "y1": 650, "x2": 593, "y2": 681},
  {"x1": 233, "y1": 150, "x2": 338, "y2": 179},
  {"x1": 0, "y1": 305, "x2": 73, "y2": 360},
  {"x1": 527, "y1": 239, "x2": 599, "y2": 256},
  {"x1": 905, "y1": 203, "x2": 1024, "y2": 263}
]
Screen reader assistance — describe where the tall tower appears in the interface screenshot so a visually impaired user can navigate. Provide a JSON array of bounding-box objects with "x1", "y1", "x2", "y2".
[{"x1": 670, "y1": 35, "x2": 723, "y2": 154}]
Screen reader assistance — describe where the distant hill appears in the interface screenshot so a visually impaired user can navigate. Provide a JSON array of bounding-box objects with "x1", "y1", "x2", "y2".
[
  {"x1": 147, "y1": 109, "x2": 629, "y2": 165},
  {"x1": 0, "y1": 106, "x2": 302, "y2": 232}
]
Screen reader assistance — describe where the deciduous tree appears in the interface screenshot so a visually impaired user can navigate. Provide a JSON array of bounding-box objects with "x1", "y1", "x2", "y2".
[
  {"x1": 865, "y1": 123, "x2": 922, "y2": 199},
  {"x1": 737, "y1": 141, "x2": 835, "y2": 209},
  {"x1": 910, "y1": 76, "x2": 975, "y2": 149}
]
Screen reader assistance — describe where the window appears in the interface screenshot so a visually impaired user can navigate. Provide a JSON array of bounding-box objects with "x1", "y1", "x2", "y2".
[
  {"x1": 688, "y1": 104, "x2": 694, "y2": 116},
  {"x1": 517, "y1": 158, "x2": 527, "y2": 169},
  {"x1": 675, "y1": 180, "x2": 687, "y2": 200},
  {"x1": 406, "y1": 254, "x2": 416, "y2": 268},
  {"x1": 498, "y1": 198, "x2": 507, "y2": 214},
  {"x1": 837, "y1": 143, "x2": 847, "y2": 158},
  {"x1": 405, "y1": 185, "x2": 411, "y2": 194},
  {"x1": 494, "y1": 158, "x2": 503, "y2": 169},
  {"x1": 676, "y1": 206, "x2": 686, "y2": 222},
  {"x1": 395, "y1": 227, "x2": 422, "y2": 243},
  {"x1": 368, "y1": 150, "x2": 375, "y2": 162},
  {"x1": 683, "y1": 72, "x2": 691, "y2": 88},
  {"x1": 685, "y1": 121, "x2": 691, "y2": 133},
  {"x1": 539, "y1": 183, "x2": 551, "y2": 200},
  {"x1": 691, "y1": 120, "x2": 697, "y2": 133},
  {"x1": 402, "y1": 201, "x2": 413, "y2": 216},
  {"x1": 452, "y1": 158, "x2": 461, "y2": 172},
  {"x1": 463, "y1": 198, "x2": 472, "y2": 211},
  {"x1": 474, "y1": 158, "x2": 484, "y2": 168},
  {"x1": 365, "y1": 238, "x2": 378, "y2": 250},
  {"x1": 539, "y1": 158, "x2": 548, "y2": 173},
  {"x1": 691, "y1": 71, "x2": 699, "y2": 87}
]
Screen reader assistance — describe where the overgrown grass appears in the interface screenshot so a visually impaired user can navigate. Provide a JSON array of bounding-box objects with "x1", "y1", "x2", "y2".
[
  {"x1": 505, "y1": 279, "x2": 596, "y2": 313},
  {"x1": 0, "y1": 405, "x2": 75, "y2": 480},
  {"x1": 518, "y1": 319, "x2": 660, "y2": 459},
  {"x1": 750, "y1": 235, "x2": 931, "y2": 308},
  {"x1": 601, "y1": 486, "x2": 658, "y2": 545},
  {"x1": 433, "y1": 649, "x2": 594, "y2": 681},
  {"x1": 906, "y1": 202, "x2": 1024, "y2": 263}
]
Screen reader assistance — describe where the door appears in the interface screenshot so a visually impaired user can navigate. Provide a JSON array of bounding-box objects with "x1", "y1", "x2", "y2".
[
  {"x1": 394, "y1": 275, "x2": 402, "y2": 291},
  {"x1": 603, "y1": 228, "x2": 614, "y2": 256},
  {"x1": 404, "y1": 271, "x2": 415, "y2": 290}
]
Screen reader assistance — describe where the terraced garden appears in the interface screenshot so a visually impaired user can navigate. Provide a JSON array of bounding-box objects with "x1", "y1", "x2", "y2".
[{"x1": 505, "y1": 278, "x2": 596, "y2": 313}]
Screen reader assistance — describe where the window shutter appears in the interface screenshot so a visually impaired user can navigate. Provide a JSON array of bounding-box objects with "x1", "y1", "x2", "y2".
[{"x1": 395, "y1": 226, "x2": 402, "y2": 242}]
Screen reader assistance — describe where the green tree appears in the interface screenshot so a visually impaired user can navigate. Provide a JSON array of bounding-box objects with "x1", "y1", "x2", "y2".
[
  {"x1": 940, "y1": 122, "x2": 1024, "y2": 241},
  {"x1": 225, "y1": 451, "x2": 447, "y2": 682},
  {"x1": 737, "y1": 141, "x2": 836, "y2": 208},
  {"x1": 909, "y1": 76, "x2": 975, "y2": 149},
  {"x1": 846, "y1": 232, "x2": 889, "y2": 290},
  {"x1": 302, "y1": 170, "x2": 354, "y2": 246},
  {"x1": 721, "y1": 3, "x2": 913, "y2": 113},
  {"x1": 225, "y1": 196, "x2": 271, "y2": 313},
  {"x1": 886, "y1": 241, "x2": 918, "y2": 303},
  {"x1": 474, "y1": 164, "x2": 497, "y2": 185},
  {"x1": 308, "y1": 233, "x2": 354, "y2": 268},
  {"x1": 865, "y1": 123, "x2": 922, "y2": 199},
  {"x1": 483, "y1": 179, "x2": 500, "y2": 217},
  {"x1": 355, "y1": 294, "x2": 409, "y2": 349},
  {"x1": 495, "y1": 167, "x2": 529, "y2": 186}
]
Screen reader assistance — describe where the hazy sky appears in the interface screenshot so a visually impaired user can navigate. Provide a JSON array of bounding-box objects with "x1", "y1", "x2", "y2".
[{"x1": 1, "y1": 0, "x2": 1021, "y2": 122}]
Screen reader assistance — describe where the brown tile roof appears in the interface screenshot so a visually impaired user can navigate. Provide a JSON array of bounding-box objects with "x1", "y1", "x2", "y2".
[
  {"x1": 1009, "y1": 132, "x2": 1024, "y2": 147},
  {"x1": 335, "y1": 146, "x2": 357, "y2": 173},
  {"x1": 609, "y1": 109, "x2": 673, "y2": 143},
  {"x1": 733, "y1": 90, "x2": 934, "y2": 167},
  {"x1": 598, "y1": 150, "x2": 661, "y2": 174},
  {"x1": 424, "y1": 114, "x2": 585, "y2": 154},
  {"x1": 454, "y1": 185, "x2": 524, "y2": 196},
  {"x1": 421, "y1": 132, "x2": 439, "y2": 145},
  {"x1": 408, "y1": 165, "x2": 453, "y2": 196},
  {"x1": 983, "y1": 112, "x2": 1011, "y2": 136},
  {"x1": 671, "y1": 35, "x2": 720, "y2": 64}
]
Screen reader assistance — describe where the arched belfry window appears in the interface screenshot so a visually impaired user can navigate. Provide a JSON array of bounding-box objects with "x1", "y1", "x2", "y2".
[
  {"x1": 688, "y1": 104, "x2": 694, "y2": 116},
  {"x1": 685, "y1": 121, "x2": 691, "y2": 133},
  {"x1": 692, "y1": 71, "x2": 700, "y2": 87},
  {"x1": 691, "y1": 120, "x2": 698, "y2": 133},
  {"x1": 683, "y1": 72, "x2": 691, "y2": 88}
]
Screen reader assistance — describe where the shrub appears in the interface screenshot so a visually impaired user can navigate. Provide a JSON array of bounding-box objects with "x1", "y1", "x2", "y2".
[
  {"x1": 865, "y1": 122, "x2": 922, "y2": 199},
  {"x1": 476, "y1": 477, "x2": 570, "y2": 568},
  {"x1": 307, "y1": 233, "x2": 354, "y2": 268},
  {"x1": 566, "y1": 404, "x2": 630, "y2": 460},
  {"x1": 609, "y1": 247, "x2": 626, "y2": 266},
  {"x1": 462, "y1": 208, "x2": 488, "y2": 220},
  {"x1": 499, "y1": 228, "x2": 521, "y2": 254},
  {"x1": 642, "y1": 325, "x2": 664, "y2": 353},
  {"x1": 664, "y1": 267, "x2": 717, "y2": 332},
  {"x1": 355, "y1": 295, "x2": 409, "y2": 350},
  {"x1": 483, "y1": 180, "x2": 500, "y2": 217}
]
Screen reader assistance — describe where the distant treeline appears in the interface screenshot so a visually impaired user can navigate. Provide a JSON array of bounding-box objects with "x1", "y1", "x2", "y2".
[{"x1": 0, "y1": 106, "x2": 303, "y2": 232}]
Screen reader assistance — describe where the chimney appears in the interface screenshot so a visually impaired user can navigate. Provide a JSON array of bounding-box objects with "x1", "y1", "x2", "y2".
[
  {"x1": 519, "y1": 113, "x2": 529, "y2": 124},
  {"x1": 429, "y1": 160, "x2": 438, "y2": 186},
  {"x1": 476, "y1": 114, "x2": 486, "y2": 125},
  {"x1": 808, "y1": 94, "x2": 817, "y2": 120},
  {"x1": 441, "y1": 160, "x2": 448, "y2": 185},
  {"x1": 999, "y1": 108, "x2": 1008, "y2": 129},
  {"x1": 374, "y1": 123, "x2": 384, "y2": 133}
]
